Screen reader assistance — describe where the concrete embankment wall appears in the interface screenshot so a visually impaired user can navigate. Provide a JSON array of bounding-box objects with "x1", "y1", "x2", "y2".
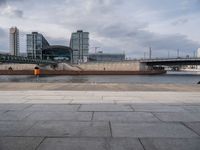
[
  {"x1": 78, "y1": 61, "x2": 148, "y2": 71},
  {"x1": 0, "y1": 63, "x2": 81, "y2": 71}
]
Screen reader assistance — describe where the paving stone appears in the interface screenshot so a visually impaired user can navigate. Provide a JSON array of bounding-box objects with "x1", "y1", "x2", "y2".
[
  {"x1": 111, "y1": 123, "x2": 199, "y2": 138},
  {"x1": 24, "y1": 104, "x2": 80, "y2": 112},
  {"x1": 185, "y1": 123, "x2": 200, "y2": 135},
  {"x1": 141, "y1": 138, "x2": 200, "y2": 150},
  {"x1": 0, "y1": 104, "x2": 32, "y2": 111},
  {"x1": 38, "y1": 138, "x2": 107, "y2": 150},
  {"x1": 0, "y1": 137, "x2": 43, "y2": 150},
  {"x1": 0, "y1": 120, "x2": 36, "y2": 136},
  {"x1": 93, "y1": 112, "x2": 159, "y2": 122},
  {"x1": 79, "y1": 104, "x2": 133, "y2": 112},
  {"x1": 131, "y1": 105, "x2": 186, "y2": 112},
  {"x1": 25, "y1": 121, "x2": 111, "y2": 137},
  {"x1": 154, "y1": 112, "x2": 200, "y2": 122},
  {"x1": 108, "y1": 138, "x2": 144, "y2": 150},
  {"x1": 0, "y1": 111, "x2": 32, "y2": 121},
  {"x1": 25, "y1": 111, "x2": 92, "y2": 121},
  {"x1": 183, "y1": 106, "x2": 200, "y2": 112}
]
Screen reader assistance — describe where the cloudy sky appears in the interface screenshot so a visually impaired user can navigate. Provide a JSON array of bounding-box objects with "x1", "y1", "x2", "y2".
[{"x1": 0, "y1": 0, "x2": 200, "y2": 58}]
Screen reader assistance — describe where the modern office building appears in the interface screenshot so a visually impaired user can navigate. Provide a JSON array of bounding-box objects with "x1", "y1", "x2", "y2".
[
  {"x1": 197, "y1": 48, "x2": 200, "y2": 58},
  {"x1": 70, "y1": 30, "x2": 89, "y2": 63},
  {"x1": 89, "y1": 53, "x2": 126, "y2": 62},
  {"x1": 27, "y1": 32, "x2": 49, "y2": 59},
  {"x1": 9, "y1": 27, "x2": 19, "y2": 56}
]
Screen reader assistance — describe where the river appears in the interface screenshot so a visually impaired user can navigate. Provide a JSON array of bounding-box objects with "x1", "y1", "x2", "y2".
[{"x1": 0, "y1": 71, "x2": 199, "y2": 84}]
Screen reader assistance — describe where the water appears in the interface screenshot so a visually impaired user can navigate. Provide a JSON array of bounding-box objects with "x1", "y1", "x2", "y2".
[{"x1": 0, "y1": 71, "x2": 199, "y2": 84}]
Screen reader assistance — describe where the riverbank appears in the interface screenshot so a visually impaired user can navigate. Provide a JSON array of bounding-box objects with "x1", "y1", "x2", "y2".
[{"x1": 0, "y1": 83, "x2": 199, "y2": 91}]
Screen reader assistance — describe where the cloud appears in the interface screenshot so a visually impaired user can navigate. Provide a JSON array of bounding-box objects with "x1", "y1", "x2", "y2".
[{"x1": 0, "y1": 27, "x2": 8, "y2": 52}]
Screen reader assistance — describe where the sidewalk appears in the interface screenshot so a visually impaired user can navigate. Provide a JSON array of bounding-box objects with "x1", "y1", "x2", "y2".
[{"x1": 0, "y1": 91, "x2": 200, "y2": 150}]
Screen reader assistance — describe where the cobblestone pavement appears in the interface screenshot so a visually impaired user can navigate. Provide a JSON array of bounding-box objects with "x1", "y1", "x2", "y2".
[{"x1": 0, "y1": 91, "x2": 200, "y2": 150}]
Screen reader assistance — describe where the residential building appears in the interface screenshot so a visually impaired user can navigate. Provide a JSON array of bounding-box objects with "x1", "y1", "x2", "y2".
[
  {"x1": 9, "y1": 27, "x2": 19, "y2": 56},
  {"x1": 27, "y1": 32, "x2": 49, "y2": 59},
  {"x1": 70, "y1": 30, "x2": 89, "y2": 63}
]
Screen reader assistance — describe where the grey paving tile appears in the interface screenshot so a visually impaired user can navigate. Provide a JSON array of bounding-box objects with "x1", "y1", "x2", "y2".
[
  {"x1": 0, "y1": 104, "x2": 32, "y2": 111},
  {"x1": 93, "y1": 112, "x2": 159, "y2": 122},
  {"x1": 109, "y1": 138, "x2": 144, "y2": 150},
  {"x1": 185, "y1": 123, "x2": 200, "y2": 135},
  {"x1": 25, "y1": 111, "x2": 92, "y2": 121},
  {"x1": 25, "y1": 121, "x2": 111, "y2": 137},
  {"x1": 0, "y1": 137, "x2": 43, "y2": 150},
  {"x1": 38, "y1": 138, "x2": 107, "y2": 150},
  {"x1": 24, "y1": 104, "x2": 80, "y2": 112},
  {"x1": 0, "y1": 111, "x2": 32, "y2": 121},
  {"x1": 141, "y1": 138, "x2": 200, "y2": 150},
  {"x1": 111, "y1": 123, "x2": 199, "y2": 138},
  {"x1": 79, "y1": 104, "x2": 133, "y2": 112},
  {"x1": 0, "y1": 121, "x2": 36, "y2": 136},
  {"x1": 183, "y1": 106, "x2": 200, "y2": 112},
  {"x1": 131, "y1": 105, "x2": 186, "y2": 112},
  {"x1": 154, "y1": 112, "x2": 200, "y2": 122}
]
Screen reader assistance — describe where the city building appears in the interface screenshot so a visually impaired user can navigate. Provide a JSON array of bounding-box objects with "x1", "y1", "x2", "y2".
[
  {"x1": 27, "y1": 32, "x2": 49, "y2": 59},
  {"x1": 42, "y1": 45, "x2": 73, "y2": 63},
  {"x1": 9, "y1": 27, "x2": 19, "y2": 56},
  {"x1": 70, "y1": 30, "x2": 89, "y2": 63},
  {"x1": 197, "y1": 48, "x2": 200, "y2": 58},
  {"x1": 89, "y1": 52, "x2": 126, "y2": 62}
]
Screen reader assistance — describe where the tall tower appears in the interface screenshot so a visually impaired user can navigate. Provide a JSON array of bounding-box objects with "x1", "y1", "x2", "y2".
[
  {"x1": 197, "y1": 48, "x2": 200, "y2": 58},
  {"x1": 70, "y1": 30, "x2": 89, "y2": 63},
  {"x1": 9, "y1": 27, "x2": 19, "y2": 56}
]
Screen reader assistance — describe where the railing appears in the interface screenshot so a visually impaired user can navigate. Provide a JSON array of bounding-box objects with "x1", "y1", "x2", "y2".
[{"x1": 0, "y1": 54, "x2": 56, "y2": 64}]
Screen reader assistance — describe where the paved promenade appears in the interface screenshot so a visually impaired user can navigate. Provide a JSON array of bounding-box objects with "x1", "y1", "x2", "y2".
[{"x1": 0, "y1": 89, "x2": 200, "y2": 150}]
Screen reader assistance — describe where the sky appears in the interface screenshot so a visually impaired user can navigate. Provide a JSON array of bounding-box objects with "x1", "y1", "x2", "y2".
[{"x1": 0, "y1": 0, "x2": 200, "y2": 58}]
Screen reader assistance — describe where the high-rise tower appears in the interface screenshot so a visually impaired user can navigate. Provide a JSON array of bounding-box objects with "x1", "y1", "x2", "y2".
[
  {"x1": 70, "y1": 30, "x2": 89, "y2": 63},
  {"x1": 9, "y1": 27, "x2": 19, "y2": 56}
]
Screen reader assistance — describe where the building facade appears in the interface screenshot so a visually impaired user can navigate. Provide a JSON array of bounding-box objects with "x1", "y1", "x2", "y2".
[
  {"x1": 27, "y1": 32, "x2": 49, "y2": 59},
  {"x1": 9, "y1": 27, "x2": 19, "y2": 56},
  {"x1": 89, "y1": 53, "x2": 126, "y2": 62},
  {"x1": 70, "y1": 30, "x2": 89, "y2": 63}
]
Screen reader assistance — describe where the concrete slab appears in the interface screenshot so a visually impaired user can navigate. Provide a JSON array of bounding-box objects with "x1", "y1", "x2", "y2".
[
  {"x1": 0, "y1": 121, "x2": 36, "y2": 136},
  {"x1": 185, "y1": 123, "x2": 200, "y2": 135},
  {"x1": 141, "y1": 138, "x2": 200, "y2": 150},
  {"x1": 131, "y1": 105, "x2": 186, "y2": 112},
  {"x1": 93, "y1": 112, "x2": 159, "y2": 122},
  {"x1": 25, "y1": 111, "x2": 92, "y2": 121},
  {"x1": 108, "y1": 138, "x2": 144, "y2": 150},
  {"x1": 25, "y1": 96, "x2": 65, "y2": 100},
  {"x1": 111, "y1": 123, "x2": 199, "y2": 138},
  {"x1": 154, "y1": 112, "x2": 200, "y2": 122},
  {"x1": 37, "y1": 138, "x2": 107, "y2": 150},
  {"x1": 37, "y1": 138, "x2": 144, "y2": 150},
  {"x1": 25, "y1": 121, "x2": 111, "y2": 137},
  {"x1": 79, "y1": 104, "x2": 133, "y2": 112},
  {"x1": 0, "y1": 104, "x2": 32, "y2": 111},
  {"x1": 183, "y1": 106, "x2": 200, "y2": 112},
  {"x1": 24, "y1": 104, "x2": 80, "y2": 112},
  {"x1": 0, "y1": 137, "x2": 43, "y2": 150},
  {"x1": 0, "y1": 111, "x2": 32, "y2": 121}
]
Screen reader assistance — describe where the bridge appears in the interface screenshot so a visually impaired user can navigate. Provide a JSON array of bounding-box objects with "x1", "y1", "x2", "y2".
[
  {"x1": 140, "y1": 58, "x2": 200, "y2": 66},
  {"x1": 0, "y1": 54, "x2": 56, "y2": 65}
]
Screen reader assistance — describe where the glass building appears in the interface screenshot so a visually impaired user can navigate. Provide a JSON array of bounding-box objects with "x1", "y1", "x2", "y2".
[
  {"x1": 70, "y1": 30, "x2": 89, "y2": 63},
  {"x1": 27, "y1": 32, "x2": 49, "y2": 59},
  {"x1": 89, "y1": 53, "x2": 126, "y2": 62},
  {"x1": 10, "y1": 27, "x2": 19, "y2": 56}
]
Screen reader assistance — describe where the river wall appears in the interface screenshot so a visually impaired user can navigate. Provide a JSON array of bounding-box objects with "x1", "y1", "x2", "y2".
[{"x1": 77, "y1": 61, "x2": 148, "y2": 71}]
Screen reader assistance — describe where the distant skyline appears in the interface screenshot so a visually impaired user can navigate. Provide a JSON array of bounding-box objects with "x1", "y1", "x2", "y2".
[{"x1": 0, "y1": 0, "x2": 200, "y2": 58}]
